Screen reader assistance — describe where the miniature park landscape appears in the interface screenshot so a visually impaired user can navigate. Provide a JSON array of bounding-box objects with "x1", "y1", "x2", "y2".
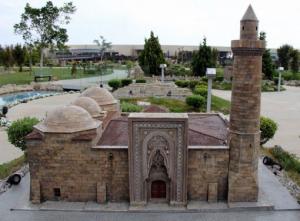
[{"x1": 0, "y1": 1, "x2": 300, "y2": 221}]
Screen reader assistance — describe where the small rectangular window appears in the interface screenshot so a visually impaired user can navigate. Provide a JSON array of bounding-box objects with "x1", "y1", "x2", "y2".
[{"x1": 53, "y1": 188, "x2": 61, "y2": 197}]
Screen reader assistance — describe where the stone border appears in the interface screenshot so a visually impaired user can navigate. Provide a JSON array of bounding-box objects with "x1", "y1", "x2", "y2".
[{"x1": 0, "y1": 164, "x2": 29, "y2": 194}]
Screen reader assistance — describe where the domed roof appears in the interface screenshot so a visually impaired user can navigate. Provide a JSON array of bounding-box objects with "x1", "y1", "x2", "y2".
[
  {"x1": 35, "y1": 105, "x2": 100, "y2": 133},
  {"x1": 80, "y1": 86, "x2": 116, "y2": 106},
  {"x1": 72, "y1": 96, "x2": 102, "y2": 118}
]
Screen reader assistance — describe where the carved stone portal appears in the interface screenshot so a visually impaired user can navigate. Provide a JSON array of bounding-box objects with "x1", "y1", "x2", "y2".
[{"x1": 128, "y1": 113, "x2": 188, "y2": 206}]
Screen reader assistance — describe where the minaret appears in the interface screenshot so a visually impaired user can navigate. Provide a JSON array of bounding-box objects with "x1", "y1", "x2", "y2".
[{"x1": 228, "y1": 5, "x2": 265, "y2": 202}]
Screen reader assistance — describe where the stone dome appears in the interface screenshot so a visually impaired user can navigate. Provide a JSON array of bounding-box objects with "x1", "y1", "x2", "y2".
[
  {"x1": 35, "y1": 105, "x2": 100, "y2": 133},
  {"x1": 72, "y1": 96, "x2": 102, "y2": 118},
  {"x1": 80, "y1": 86, "x2": 116, "y2": 106}
]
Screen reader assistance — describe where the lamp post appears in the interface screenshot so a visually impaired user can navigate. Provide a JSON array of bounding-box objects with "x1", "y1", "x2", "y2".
[
  {"x1": 206, "y1": 68, "x2": 216, "y2": 112},
  {"x1": 278, "y1": 67, "x2": 284, "y2": 92},
  {"x1": 160, "y1": 64, "x2": 167, "y2": 83}
]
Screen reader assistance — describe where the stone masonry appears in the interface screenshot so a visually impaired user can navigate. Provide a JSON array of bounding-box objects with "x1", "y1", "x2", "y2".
[
  {"x1": 228, "y1": 5, "x2": 265, "y2": 202},
  {"x1": 26, "y1": 5, "x2": 264, "y2": 206}
]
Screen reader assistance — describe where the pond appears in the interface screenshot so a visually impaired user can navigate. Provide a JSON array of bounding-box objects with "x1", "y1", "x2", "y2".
[{"x1": 0, "y1": 91, "x2": 61, "y2": 107}]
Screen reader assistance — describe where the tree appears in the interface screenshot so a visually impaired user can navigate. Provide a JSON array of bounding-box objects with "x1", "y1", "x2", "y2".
[
  {"x1": 0, "y1": 45, "x2": 4, "y2": 66},
  {"x1": 93, "y1": 36, "x2": 112, "y2": 62},
  {"x1": 7, "y1": 117, "x2": 39, "y2": 151},
  {"x1": 277, "y1": 44, "x2": 293, "y2": 70},
  {"x1": 290, "y1": 49, "x2": 299, "y2": 73},
  {"x1": 13, "y1": 44, "x2": 26, "y2": 72},
  {"x1": 259, "y1": 32, "x2": 275, "y2": 80},
  {"x1": 2, "y1": 46, "x2": 14, "y2": 71},
  {"x1": 260, "y1": 116, "x2": 277, "y2": 145},
  {"x1": 138, "y1": 31, "x2": 165, "y2": 75},
  {"x1": 14, "y1": 1, "x2": 76, "y2": 68},
  {"x1": 191, "y1": 38, "x2": 214, "y2": 76}
]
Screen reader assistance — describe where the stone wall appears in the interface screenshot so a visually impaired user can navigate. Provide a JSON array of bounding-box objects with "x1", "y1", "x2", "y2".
[
  {"x1": 27, "y1": 130, "x2": 129, "y2": 203},
  {"x1": 113, "y1": 82, "x2": 192, "y2": 100},
  {"x1": 187, "y1": 148, "x2": 229, "y2": 201}
]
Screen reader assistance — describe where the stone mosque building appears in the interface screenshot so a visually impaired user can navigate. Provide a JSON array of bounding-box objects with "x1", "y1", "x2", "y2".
[{"x1": 26, "y1": 5, "x2": 265, "y2": 206}]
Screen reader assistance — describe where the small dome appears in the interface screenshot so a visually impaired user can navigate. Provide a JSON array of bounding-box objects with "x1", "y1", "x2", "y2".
[
  {"x1": 35, "y1": 105, "x2": 100, "y2": 133},
  {"x1": 80, "y1": 86, "x2": 116, "y2": 106},
  {"x1": 72, "y1": 96, "x2": 102, "y2": 118}
]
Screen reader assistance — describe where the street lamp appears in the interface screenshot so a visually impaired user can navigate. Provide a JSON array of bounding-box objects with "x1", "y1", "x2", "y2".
[
  {"x1": 206, "y1": 68, "x2": 216, "y2": 112},
  {"x1": 160, "y1": 64, "x2": 167, "y2": 83},
  {"x1": 278, "y1": 67, "x2": 284, "y2": 92}
]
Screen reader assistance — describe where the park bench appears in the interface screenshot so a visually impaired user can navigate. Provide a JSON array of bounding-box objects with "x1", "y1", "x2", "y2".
[{"x1": 33, "y1": 69, "x2": 53, "y2": 82}]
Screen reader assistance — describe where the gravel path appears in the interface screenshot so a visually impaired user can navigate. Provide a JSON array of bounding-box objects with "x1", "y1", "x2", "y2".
[
  {"x1": 0, "y1": 93, "x2": 79, "y2": 164},
  {"x1": 213, "y1": 86, "x2": 300, "y2": 157}
]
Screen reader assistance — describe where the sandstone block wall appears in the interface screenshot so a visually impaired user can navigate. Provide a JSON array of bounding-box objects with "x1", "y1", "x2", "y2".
[
  {"x1": 27, "y1": 131, "x2": 129, "y2": 203},
  {"x1": 187, "y1": 149, "x2": 229, "y2": 201}
]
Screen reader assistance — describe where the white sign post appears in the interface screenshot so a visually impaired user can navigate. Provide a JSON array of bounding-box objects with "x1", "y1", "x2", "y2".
[
  {"x1": 278, "y1": 67, "x2": 284, "y2": 92},
  {"x1": 160, "y1": 64, "x2": 167, "y2": 83},
  {"x1": 206, "y1": 68, "x2": 216, "y2": 112}
]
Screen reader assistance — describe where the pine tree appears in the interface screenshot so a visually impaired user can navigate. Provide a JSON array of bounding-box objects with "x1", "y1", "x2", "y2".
[
  {"x1": 290, "y1": 49, "x2": 299, "y2": 73},
  {"x1": 277, "y1": 44, "x2": 293, "y2": 70},
  {"x1": 259, "y1": 32, "x2": 275, "y2": 79},
  {"x1": 138, "y1": 31, "x2": 165, "y2": 75},
  {"x1": 13, "y1": 44, "x2": 26, "y2": 72},
  {"x1": 191, "y1": 38, "x2": 214, "y2": 76}
]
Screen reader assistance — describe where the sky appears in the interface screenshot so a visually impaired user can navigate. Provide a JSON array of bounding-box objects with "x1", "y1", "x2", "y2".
[{"x1": 0, "y1": 0, "x2": 300, "y2": 48}]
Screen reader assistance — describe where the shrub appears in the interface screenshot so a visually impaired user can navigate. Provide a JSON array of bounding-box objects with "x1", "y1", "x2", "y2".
[
  {"x1": 136, "y1": 79, "x2": 146, "y2": 83},
  {"x1": 7, "y1": 117, "x2": 39, "y2": 151},
  {"x1": 175, "y1": 80, "x2": 189, "y2": 88},
  {"x1": 121, "y1": 102, "x2": 143, "y2": 112},
  {"x1": 270, "y1": 146, "x2": 300, "y2": 173},
  {"x1": 121, "y1": 79, "x2": 132, "y2": 87},
  {"x1": 108, "y1": 79, "x2": 121, "y2": 91},
  {"x1": 188, "y1": 80, "x2": 200, "y2": 89},
  {"x1": 186, "y1": 95, "x2": 206, "y2": 109},
  {"x1": 260, "y1": 116, "x2": 278, "y2": 145},
  {"x1": 193, "y1": 85, "x2": 208, "y2": 98}
]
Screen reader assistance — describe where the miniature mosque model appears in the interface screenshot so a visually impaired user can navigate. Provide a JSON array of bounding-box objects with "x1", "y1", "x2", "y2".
[{"x1": 26, "y1": 5, "x2": 265, "y2": 206}]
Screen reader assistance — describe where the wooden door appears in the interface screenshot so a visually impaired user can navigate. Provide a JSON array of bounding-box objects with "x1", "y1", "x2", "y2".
[{"x1": 151, "y1": 180, "x2": 166, "y2": 198}]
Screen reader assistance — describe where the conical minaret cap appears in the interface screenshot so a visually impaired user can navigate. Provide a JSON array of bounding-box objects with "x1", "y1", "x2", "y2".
[{"x1": 241, "y1": 5, "x2": 258, "y2": 21}]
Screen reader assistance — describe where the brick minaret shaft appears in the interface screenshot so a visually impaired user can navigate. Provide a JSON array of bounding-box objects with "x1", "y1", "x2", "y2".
[{"x1": 228, "y1": 5, "x2": 265, "y2": 202}]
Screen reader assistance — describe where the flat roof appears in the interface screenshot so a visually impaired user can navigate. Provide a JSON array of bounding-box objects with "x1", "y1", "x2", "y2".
[{"x1": 97, "y1": 114, "x2": 228, "y2": 146}]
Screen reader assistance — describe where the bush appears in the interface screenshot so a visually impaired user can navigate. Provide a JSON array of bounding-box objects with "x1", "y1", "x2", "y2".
[
  {"x1": 188, "y1": 80, "x2": 200, "y2": 89},
  {"x1": 121, "y1": 79, "x2": 132, "y2": 87},
  {"x1": 193, "y1": 85, "x2": 208, "y2": 98},
  {"x1": 108, "y1": 79, "x2": 121, "y2": 91},
  {"x1": 260, "y1": 116, "x2": 278, "y2": 145},
  {"x1": 270, "y1": 146, "x2": 300, "y2": 172},
  {"x1": 121, "y1": 102, "x2": 143, "y2": 112},
  {"x1": 175, "y1": 80, "x2": 189, "y2": 88},
  {"x1": 7, "y1": 117, "x2": 39, "y2": 151},
  {"x1": 136, "y1": 79, "x2": 146, "y2": 83},
  {"x1": 186, "y1": 95, "x2": 206, "y2": 109}
]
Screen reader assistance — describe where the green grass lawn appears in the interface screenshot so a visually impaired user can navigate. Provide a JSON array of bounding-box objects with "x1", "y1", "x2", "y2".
[
  {"x1": 0, "y1": 66, "x2": 117, "y2": 86},
  {"x1": 121, "y1": 95, "x2": 231, "y2": 114},
  {"x1": 0, "y1": 155, "x2": 25, "y2": 179}
]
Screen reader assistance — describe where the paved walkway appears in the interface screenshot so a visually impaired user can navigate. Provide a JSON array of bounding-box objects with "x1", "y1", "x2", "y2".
[
  {"x1": 0, "y1": 93, "x2": 80, "y2": 164},
  {"x1": 55, "y1": 69, "x2": 128, "y2": 90},
  {"x1": 0, "y1": 162, "x2": 299, "y2": 221},
  {"x1": 213, "y1": 86, "x2": 300, "y2": 156}
]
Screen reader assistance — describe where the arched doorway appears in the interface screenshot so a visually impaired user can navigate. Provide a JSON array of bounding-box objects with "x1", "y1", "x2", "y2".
[
  {"x1": 151, "y1": 180, "x2": 166, "y2": 199},
  {"x1": 147, "y1": 150, "x2": 170, "y2": 202}
]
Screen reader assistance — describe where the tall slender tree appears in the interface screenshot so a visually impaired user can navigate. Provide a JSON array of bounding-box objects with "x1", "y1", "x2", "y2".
[
  {"x1": 93, "y1": 36, "x2": 112, "y2": 62},
  {"x1": 3, "y1": 46, "x2": 14, "y2": 71},
  {"x1": 138, "y1": 31, "x2": 165, "y2": 75},
  {"x1": 259, "y1": 32, "x2": 275, "y2": 79},
  {"x1": 290, "y1": 49, "x2": 299, "y2": 73},
  {"x1": 277, "y1": 44, "x2": 293, "y2": 70},
  {"x1": 191, "y1": 38, "x2": 214, "y2": 76},
  {"x1": 13, "y1": 44, "x2": 26, "y2": 72},
  {"x1": 14, "y1": 1, "x2": 76, "y2": 68}
]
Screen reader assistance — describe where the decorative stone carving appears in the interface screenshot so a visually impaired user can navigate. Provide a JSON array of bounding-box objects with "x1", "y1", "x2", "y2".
[{"x1": 128, "y1": 113, "x2": 188, "y2": 206}]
